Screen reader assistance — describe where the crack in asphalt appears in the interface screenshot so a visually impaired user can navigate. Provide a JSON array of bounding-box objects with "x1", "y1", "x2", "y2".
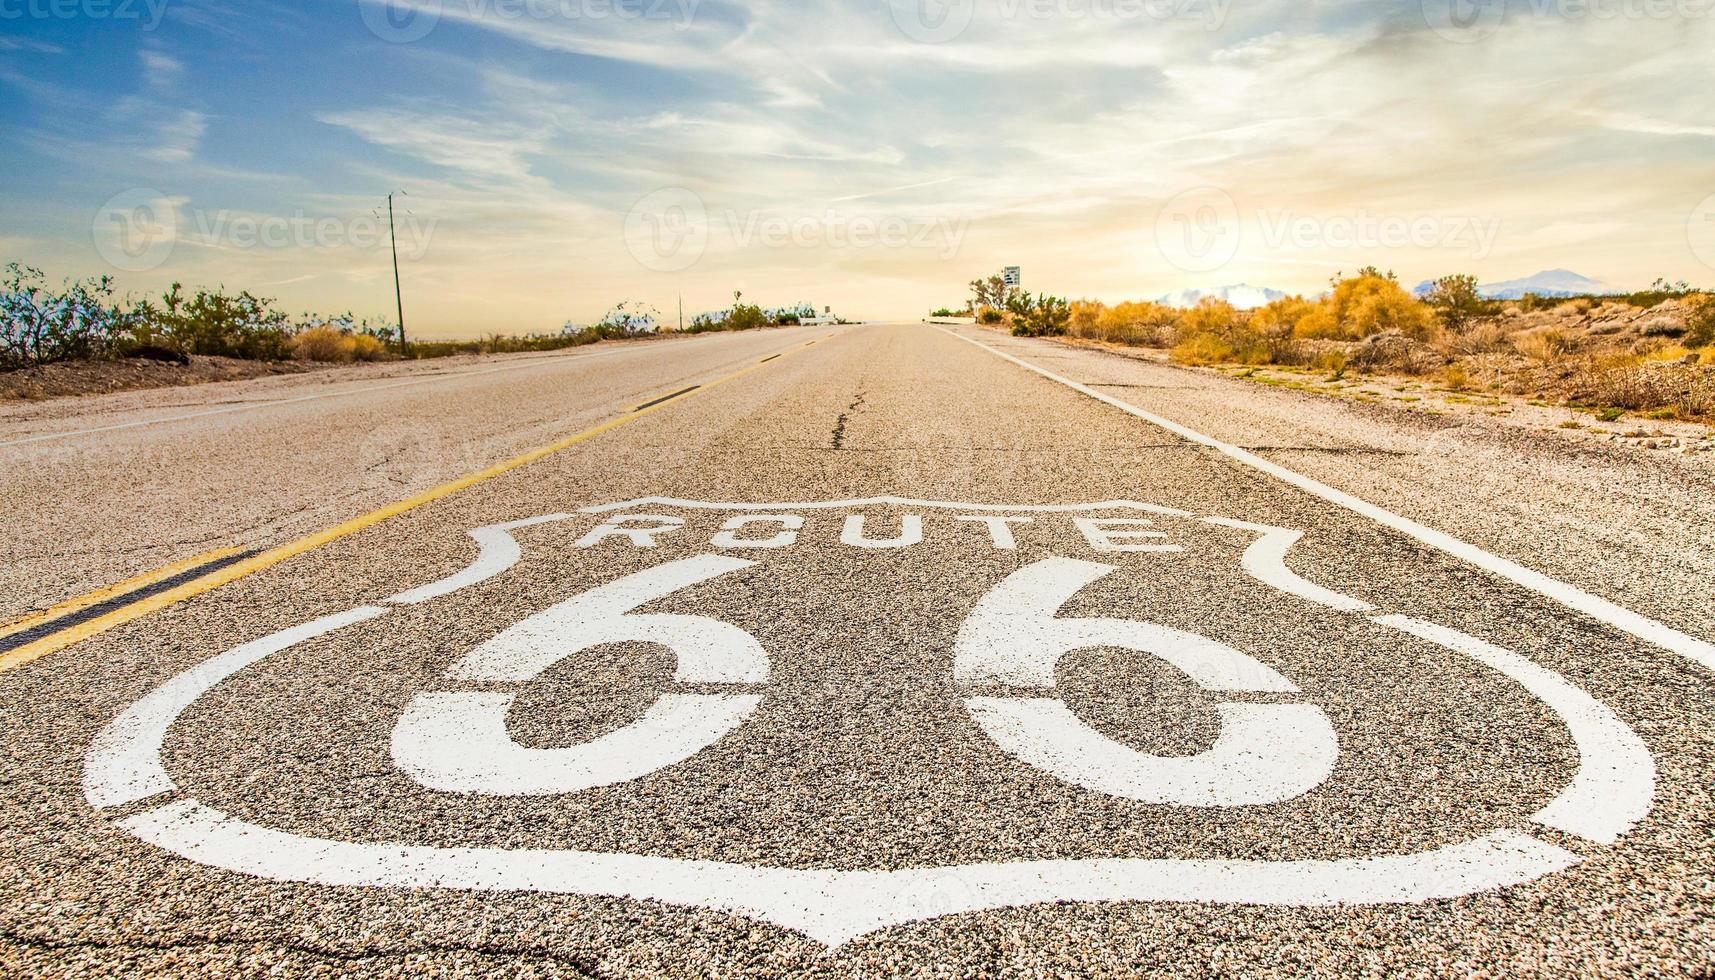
[{"x1": 830, "y1": 390, "x2": 868, "y2": 451}]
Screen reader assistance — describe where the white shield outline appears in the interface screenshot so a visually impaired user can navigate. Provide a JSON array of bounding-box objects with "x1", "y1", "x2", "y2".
[{"x1": 83, "y1": 499, "x2": 1655, "y2": 949}]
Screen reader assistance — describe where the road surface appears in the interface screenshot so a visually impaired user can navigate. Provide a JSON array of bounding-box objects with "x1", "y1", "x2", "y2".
[{"x1": 2, "y1": 323, "x2": 1711, "y2": 976}]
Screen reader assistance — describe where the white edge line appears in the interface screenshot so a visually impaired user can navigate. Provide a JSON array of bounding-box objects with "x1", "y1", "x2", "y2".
[{"x1": 938, "y1": 326, "x2": 1715, "y2": 674}]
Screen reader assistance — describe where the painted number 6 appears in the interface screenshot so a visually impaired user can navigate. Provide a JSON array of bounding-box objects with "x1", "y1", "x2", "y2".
[
  {"x1": 955, "y1": 559, "x2": 1339, "y2": 806},
  {"x1": 393, "y1": 555, "x2": 768, "y2": 796}
]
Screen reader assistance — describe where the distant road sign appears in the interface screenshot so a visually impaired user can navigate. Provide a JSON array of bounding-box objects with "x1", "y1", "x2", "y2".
[{"x1": 1003, "y1": 266, "x2": 1021, "y2": 288}]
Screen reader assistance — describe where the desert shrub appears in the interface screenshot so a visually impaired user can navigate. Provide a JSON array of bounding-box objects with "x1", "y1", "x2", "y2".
[
  {"x1": 135, "y1": 284, "x2": 294, "y2": 360},
  {"x1": 1171, "y1": 299, "x2": 1270, "y2": 365},
  {"x1": 978, "y1": 308, "x2": 1004, "y2": 325},
  {"x1": 349, "y1": 333, "x2": 388, "y2": 361},
  {"x1": 292, "y1": 325, "x2": 355, "y2": 362},
  {"x1": 1295, "y1": 269, "x2": 1436, "y2": 341},
  {"x1": 1349, "y1": 331, "x2": 1448, "y2": 375},
  {"x1": 1684, "y1": 293, "x2": 1715, "y2": 347},
  {"x1": 1251, "y1": 296, "x2": 1315, "y2": 338},
  {"x1": 930, "y1": 307, "x2": 964, "y2": 318},
  {"x1": 969, "y1": 272, "x2": 1017, "y2": 314},
  {"x1": 1623, "y1": 278, "x2": 1696, "y2": 309},
  {"x1": 685, "y1": 292, "x2": 774, "y2": 333},
  {"x1": 1440, "y1": 319, "x2": 1512, "y2": 356},
  {"x1": 0, "y1": 264, "x2": 141, "y2": 369},
  {"x1": 1107, "y1": 301, "x2": 1181, "y2": 346},
  {"x1": 1068, "y1": 299, "x2": 1106, "y2": 338},
  {"x1": 1584, "y1": 361, "x2": 1715, "y2": 416},
  {"x1": 1424, "y1": 274, "x2": 1497, "y2": 332},
  {"x1": 1181, "y1": 297, "x2": 1240, "y2": 336},
  {"x1": 1170, "y1": 331, "x2": 1237, "y2": 365},
  {"x1": 1008, "y1": 292, "x2": 1071, "y2": 337},
  {"x1": 1515, "y1": 329, "x2": 1577, "y2": 361},
  {"x1": 597, "y1": 300, "x2": 659, "y2": 335}
]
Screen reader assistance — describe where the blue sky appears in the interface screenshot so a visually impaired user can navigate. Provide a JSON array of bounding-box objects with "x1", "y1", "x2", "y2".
[{"x1": 2, "y1": 0, "x2": 1714, "y2": 335}]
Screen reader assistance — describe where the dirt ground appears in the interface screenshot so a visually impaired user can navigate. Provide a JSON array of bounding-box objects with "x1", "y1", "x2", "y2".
[{"x1": 0, "y1": 355, "x2": 327, "y2": 402}]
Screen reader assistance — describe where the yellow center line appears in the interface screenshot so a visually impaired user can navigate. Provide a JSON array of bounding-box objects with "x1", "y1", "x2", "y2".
[
  {"x1": 0, "y1": 335, "x2": 832, "y2": 675},
  {"x1": 0, "y1": 545, "x2": 246, "y2": 641}
]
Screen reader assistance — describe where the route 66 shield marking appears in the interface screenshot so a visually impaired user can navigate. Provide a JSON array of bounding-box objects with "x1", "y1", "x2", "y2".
[{"x1": 83, "y1": 498, "x2": 1655, "y2": 948}]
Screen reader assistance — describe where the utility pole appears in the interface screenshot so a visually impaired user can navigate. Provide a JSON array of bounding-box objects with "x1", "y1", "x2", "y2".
[
  {"x1": 678, "y1": 293, "x2": 684, "y2": 332},
  {"x1": 388, "y1": 192, "x2": 408, "y2": 356}
]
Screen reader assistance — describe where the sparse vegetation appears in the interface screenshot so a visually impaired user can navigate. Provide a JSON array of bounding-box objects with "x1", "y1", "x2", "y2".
[
  {"x1": 2, "y1": 266, "x2": 807, "y2": 381},
  {"x1": 964, "y1": 266, "x2": 1715, "y2": 419},
  {"x1": 685, "y1": 292, "x2": 814, "y2": 333}
]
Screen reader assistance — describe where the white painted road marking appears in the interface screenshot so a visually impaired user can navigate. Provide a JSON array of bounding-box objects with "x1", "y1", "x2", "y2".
[
  {"x1": 392, "y1": 555, "x2": 768, "y2": 796},
  {"x1": 1374, "y1": 614, "x2": 1654, "y2": 845},
  {"x1": 81, "y1": 501, "x2": 1657, "y2": 948},
  {"x1": 955, "y1": 558, "x2": 1339, "y2": 805},
  {"x1": 940, "y1": 327, "x2": 1715, "y2": 673},
  {"x1": 383, "y1": 514, "x2": 573, "y2": 606}
]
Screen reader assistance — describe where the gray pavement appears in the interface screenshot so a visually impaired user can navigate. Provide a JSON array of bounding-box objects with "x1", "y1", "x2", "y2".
[{"x1": 1, "y1": 323, "x2": 1710, "y2": 977}]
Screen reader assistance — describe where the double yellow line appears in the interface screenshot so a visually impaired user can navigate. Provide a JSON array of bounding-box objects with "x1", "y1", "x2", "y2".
[{"x1": 0, "y1": 338, "x2": 827, "y2": 675}]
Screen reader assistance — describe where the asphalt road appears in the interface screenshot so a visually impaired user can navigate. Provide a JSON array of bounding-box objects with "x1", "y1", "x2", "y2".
[{"x1": 2, "y1": 323, "x2": 1711, "y2": 977}]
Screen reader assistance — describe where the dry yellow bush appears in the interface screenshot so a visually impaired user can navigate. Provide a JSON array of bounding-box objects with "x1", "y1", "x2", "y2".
[
  {"x1": 1096, "y1": 300, "x2": 1181, "y2": 346},
  {"x1": 1068, "y1": 299, "x2": 1107, "y2": 339},
  {"x1": 292, "y1": 325, "x2": 354, "y2": 362},
  {"x1": 1294, "y1": 272, "x2": 1436, "y2": 340},
  {"x1": 349, "y1": 333, "x2": 388, "y2": 362},
  {"x1": 1251, "y1": 296, "x2": 1316, "y2": 338},
  {"x1": 1514, "y1": 329, "x2": 1576, "y2": 361}
]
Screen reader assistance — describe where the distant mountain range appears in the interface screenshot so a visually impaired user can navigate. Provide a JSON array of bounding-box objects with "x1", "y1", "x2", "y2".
[
  {"x1": 1411, "y1": 269, "x2": 1618, "y2": 300},
  {"x1": 1156, "y1": 284, "x2": 1288, "y2": 310}
]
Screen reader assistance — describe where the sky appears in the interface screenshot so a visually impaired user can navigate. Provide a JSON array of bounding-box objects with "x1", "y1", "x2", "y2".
[{"x1": 2, "y1": 0, "x2": 1714, "y2": 336}]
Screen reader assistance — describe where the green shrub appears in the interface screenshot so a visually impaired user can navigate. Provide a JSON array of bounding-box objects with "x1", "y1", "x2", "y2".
[
  {"x1": 132, "y1": 283, "x2": 294, "y2": 360},
  {"x1": 1424, "y1": 274, "x2": 1496, "y2": 332},
  {"x1": 1007, "y1": 292, "x2": 1071, "y2": 337},
  {"x1": 0, "y1": 264, "x2": 140, "y2": 369}
]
